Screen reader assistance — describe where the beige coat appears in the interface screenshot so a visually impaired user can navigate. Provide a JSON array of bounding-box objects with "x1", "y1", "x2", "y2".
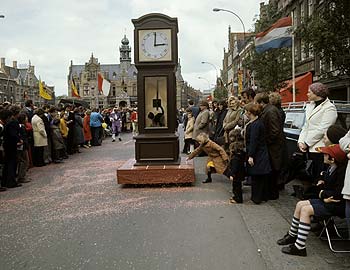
[
  {"x1": 185, "y1": 116, "x2": 194, "y2": 139},
  {"x1": 339, "y1": 130, "x2": 350, "y2": 199},
  {"x1": 298, "y1": 98, "x2": 337, "y2": 152},
  {"x1": 188, "y1": 140, "x2": 229, "y2": 174},
  {"x1": 32, "y1": 114, "x2": 48, "y2": 147},
  {"x1": 223, "y1": 107, "x2": 243, "y2": 143},
  {"x1": 192, "y1": 109, "x2": 210, "y2": 140}
]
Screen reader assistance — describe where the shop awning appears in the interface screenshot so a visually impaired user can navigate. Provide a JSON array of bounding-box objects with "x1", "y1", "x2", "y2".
[{"x1": 279, "y1": 72, "x2": 313, "y2": 103}]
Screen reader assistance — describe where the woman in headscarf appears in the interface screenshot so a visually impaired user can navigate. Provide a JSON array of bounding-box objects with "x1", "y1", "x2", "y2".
[{"x1": 298, "y1": 82, "x2": 337, "y2": 182}]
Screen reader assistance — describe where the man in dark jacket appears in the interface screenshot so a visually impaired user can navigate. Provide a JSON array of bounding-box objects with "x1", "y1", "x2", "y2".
[
  {"x1": 255, "y1": 92, "x2": 285, "y2": 200},
  {"x1": 2, "y1": 106, "x2": 22, "y2": 188}
]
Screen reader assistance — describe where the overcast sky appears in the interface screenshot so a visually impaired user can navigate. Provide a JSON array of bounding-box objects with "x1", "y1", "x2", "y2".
[{"x1": 0, "y1": 0, "x2": 265, "y2": 96}]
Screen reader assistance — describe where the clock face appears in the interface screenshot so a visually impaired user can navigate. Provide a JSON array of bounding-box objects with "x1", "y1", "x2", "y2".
[{"x1": 139, "y1": 29, "x2": 172, "y2": 62}]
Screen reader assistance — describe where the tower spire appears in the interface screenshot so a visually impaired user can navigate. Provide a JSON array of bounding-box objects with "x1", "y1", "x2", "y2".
[{"x1": 120, "y1": 34, "x2": 131, "y2": 71}]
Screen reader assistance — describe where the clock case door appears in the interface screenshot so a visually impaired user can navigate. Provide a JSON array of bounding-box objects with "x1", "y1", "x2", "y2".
[{"x1": 137, "y1": 68, "x2": 177, "y2": 134}]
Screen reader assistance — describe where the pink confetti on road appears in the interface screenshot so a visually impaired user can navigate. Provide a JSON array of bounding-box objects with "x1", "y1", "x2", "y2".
[{"x1": 0, "y1": 146, "x2": 230, "y2": 224}]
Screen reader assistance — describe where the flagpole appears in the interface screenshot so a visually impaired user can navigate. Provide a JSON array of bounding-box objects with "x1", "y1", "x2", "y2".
[
  {"x1": 291, "y1": 13, "x2": 296, "y2": 103},
  {"x1": 292, "y1": 34, "x2": 296, "y2": 102},
  {"x1": 97, "y1": 90, "x2": 99, "y2": 110}
]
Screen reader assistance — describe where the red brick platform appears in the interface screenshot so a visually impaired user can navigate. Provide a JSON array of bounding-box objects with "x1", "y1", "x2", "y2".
[{"x1": 116, "y1": 157, "x2": 195, "y2": 184}]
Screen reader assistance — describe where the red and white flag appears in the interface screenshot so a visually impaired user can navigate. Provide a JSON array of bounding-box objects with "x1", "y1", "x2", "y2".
[{"x1": 98, "y1": 73, "x2": 111, "y2": 96}]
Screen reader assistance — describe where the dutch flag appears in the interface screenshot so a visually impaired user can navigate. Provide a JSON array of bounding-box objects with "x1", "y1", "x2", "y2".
[{"x1": 255, "y1": 17, "x2": 293, "y2": 54}]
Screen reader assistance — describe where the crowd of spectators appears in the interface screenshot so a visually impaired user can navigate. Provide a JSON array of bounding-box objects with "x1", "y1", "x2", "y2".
[
  {"x1": 2, "y1": 82, "x2": 349, "y2": 258},
  {"x1": 0, "y1": 100, "x2": 138, "y2": 191},
  {"x1": 181, "y1": 83, "x2": 350, "y2": 257}
]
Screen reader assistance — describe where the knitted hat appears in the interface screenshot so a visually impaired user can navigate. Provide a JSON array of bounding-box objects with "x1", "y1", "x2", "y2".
[
  {"x1": 326, "y1": 125, "x2": 347, "y2": 144},
  {"x1": 309, "y1": 82, "x2": 329, "y2": 98},
  {"x1": 316, "y1": 144, "x2": 347, "y2": 163}
]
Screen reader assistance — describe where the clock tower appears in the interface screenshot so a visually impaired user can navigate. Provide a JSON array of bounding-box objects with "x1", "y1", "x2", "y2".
[
  {"x1": 132, "y1": 13, "x2": 179, "y2": 165},
  {"x1": 117, "y1": 13, "x2": 195, "y2": 185}
]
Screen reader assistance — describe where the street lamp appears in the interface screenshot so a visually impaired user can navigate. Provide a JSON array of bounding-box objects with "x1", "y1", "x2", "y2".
[
  {"x1": 198, "y1": 76, "x2": 211, "y2": 91},
  {"x1": 201, "y1": 61, "x2": 219, "y2": 78},
  {"x1": 213, "y1": 8, "x2": 246, "y2": 41}
]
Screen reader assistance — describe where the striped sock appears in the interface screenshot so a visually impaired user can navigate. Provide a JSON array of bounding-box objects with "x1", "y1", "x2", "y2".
[
  {"x1": 295, "y1": 221, "x2": 310, "y2": 249},
  {"x1": 288, "y1": 216, "x2": 299, "y2": 237}
]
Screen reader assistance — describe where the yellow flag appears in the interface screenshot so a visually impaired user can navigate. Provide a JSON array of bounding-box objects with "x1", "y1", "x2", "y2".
[
  {"x1": 71, "y1": 78, "x2": 80, "y2": 98},
  {"x1": 39, "y1": 79, "x2": 52, "y2": 100}
]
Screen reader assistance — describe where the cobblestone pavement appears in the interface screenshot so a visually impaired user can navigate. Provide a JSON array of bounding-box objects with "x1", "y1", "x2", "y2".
[{"x1": 0, "y1": 130, "x2": 349, "y2": 270}]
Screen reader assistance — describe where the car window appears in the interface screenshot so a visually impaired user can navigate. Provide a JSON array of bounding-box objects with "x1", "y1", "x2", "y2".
[
  {"x1": 336, "y1": 112, "x2": 350, "y2": 130},
  {"x1": 284, "y1": 112, "x2": 305, "y2": 130}
]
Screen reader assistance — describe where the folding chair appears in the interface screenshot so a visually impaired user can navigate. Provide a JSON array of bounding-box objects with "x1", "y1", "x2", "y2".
[{"x1": 318, "y1": 216, "x2": 350, "y2": 253}]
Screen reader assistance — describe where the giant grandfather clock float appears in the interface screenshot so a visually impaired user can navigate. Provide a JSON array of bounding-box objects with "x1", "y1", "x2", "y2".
[{"x1": 117, "y1": 13, "x2": 195, "y2": 184}]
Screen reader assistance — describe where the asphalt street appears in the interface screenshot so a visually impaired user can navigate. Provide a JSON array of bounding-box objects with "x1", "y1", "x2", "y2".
[{"x1": 0, "y1": 128, "x2": 349, "y2": 270}]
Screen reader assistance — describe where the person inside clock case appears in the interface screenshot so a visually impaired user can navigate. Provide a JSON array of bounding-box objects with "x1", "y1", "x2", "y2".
[{"x1": 147, "y1": 105, "x2": 165, "y2": 127}]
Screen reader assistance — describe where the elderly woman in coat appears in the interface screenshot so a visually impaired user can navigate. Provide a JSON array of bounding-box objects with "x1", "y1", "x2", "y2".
[
  {"x1": 298, "y1": 82, "x2": 337, "y2": 181},
  {"x1": 192, "y1": 100, "x2": 210, "y2": 146},
  {"x1": 223, "y1": 96, "x2": 244, "y2": 151},
  {"x1": 339, "y1": 129, "x2": 350, "y2": 235},
  {"x1": 31, "y1": 108, "x2": 48, "y2": 166},
  {"x1": 187, "y1": 132, "x2": 229, "y2": 183}
]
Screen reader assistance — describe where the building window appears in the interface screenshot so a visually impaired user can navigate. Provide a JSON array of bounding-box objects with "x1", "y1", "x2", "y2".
[
  {"x1": 132, "y1": 84, "x2": 136, "y2": 96},
  {"x1": 301, "y1": 40, "x2": 307, "y2": 60},
  {"x1": 295, "y1": 39, "x2": 300, "y2": 61},
  {"x1": 300, "y1": 1, "x2": 305, "y2": 24},
  {"x1": 83, "y1": 84, "x2": 89, "y2": 96},
  {"x1": 308, "y1": 0, "x2": 313, "y2": 16},
  {"x1": 292, "y1": 9, "x2": 297, "y2": 27},
  {"x1": 320, "y1": 57, "x2": 327, "y2": 74}
]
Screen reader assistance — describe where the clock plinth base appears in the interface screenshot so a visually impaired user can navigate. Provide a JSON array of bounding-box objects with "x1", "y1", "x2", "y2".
[
  {"x1": 116, "y1": 157, "x2": 195, "y2": 185},
  {"x1": 134, "y1": 133, "x2": 179, "y2": 165}
]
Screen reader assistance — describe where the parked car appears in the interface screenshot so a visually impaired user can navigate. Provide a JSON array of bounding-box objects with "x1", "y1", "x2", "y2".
[{"x1": 283, "y1": 100, "x2": 350, "y2": 158}]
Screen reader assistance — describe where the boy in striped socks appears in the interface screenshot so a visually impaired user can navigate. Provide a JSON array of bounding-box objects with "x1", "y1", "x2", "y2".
[{"x1": 277, "y1": 144, "x2": 347, "y2": 256}]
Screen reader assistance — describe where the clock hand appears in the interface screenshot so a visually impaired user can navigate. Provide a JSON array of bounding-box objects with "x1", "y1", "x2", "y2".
[
  {"x1": 154, "y1": 43, "x2": 167, "y2": 46},
  {"x1": 153, "y1": 32, "x2": 156, "y2": 46}
]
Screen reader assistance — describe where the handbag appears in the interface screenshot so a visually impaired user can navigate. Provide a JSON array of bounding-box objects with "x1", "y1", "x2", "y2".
[{"x1": 286, "y1": 151, "x2": 314, "y2": 183}]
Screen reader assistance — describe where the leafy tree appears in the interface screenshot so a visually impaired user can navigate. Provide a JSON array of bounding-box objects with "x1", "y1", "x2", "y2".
[
  {"x1": 213, "y1": 78, "x2": 228, "y2": 100},
  {"x1": 297, "y1": 0, "x2": 350, "y2": 75},
  {"x1": 243, "y1": 2, "x2": 292, "y2": 92}
]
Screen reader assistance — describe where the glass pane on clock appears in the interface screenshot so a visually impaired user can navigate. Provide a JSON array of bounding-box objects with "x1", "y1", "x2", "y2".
[
  {"x1": 138, "y1": 29, "x2": 172, "y2": 62},
  {"x1": 145, "y1": 76, "x2": 168, "y2": 128}
]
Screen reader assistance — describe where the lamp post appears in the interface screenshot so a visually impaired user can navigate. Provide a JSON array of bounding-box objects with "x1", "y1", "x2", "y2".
[
  {"x1": 201, "y1": 61, "x2": 219, "y2": 78},
  {"x1": 213, "y1": 8, "x2": 246, "y2": 41},
  {"x1": 198, "y1": 76, "x2": 211, "y2": 91}
]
